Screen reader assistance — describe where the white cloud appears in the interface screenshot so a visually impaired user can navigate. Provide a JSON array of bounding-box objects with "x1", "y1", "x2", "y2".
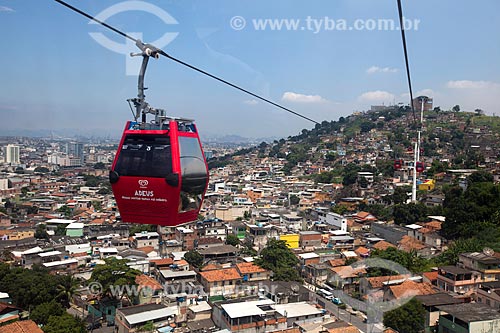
[
  {"x1": 441, "y1": 80, "x2": 500, "y2": 114},
  {"x1": 400, "y1": 89, "x2": 436, "y2": 101},
  {"x1": 281, "y1": 92, "x2": 327, "y2": 103},
  {"x1": 243, "y1": 99, "x2": 258, "y2": 105},
  {"x1": 358, "y1": 90, "x2": 395, "y2": 103},
  {"x1": 446, "y1": 80, "x2": 500, "y2": 89},
  {"x1": 416, "y1": 89, "x2": 435, "y2": 97},
  {"x1": 0, "y1": 6, "x2": 14, "y2": 12},
  {"x1": 366, "y1": 66, "x2": 398, "y2": 74}
]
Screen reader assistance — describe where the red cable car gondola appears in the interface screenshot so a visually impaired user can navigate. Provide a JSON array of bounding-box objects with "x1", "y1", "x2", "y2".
[
  {"x1": 394, "y1": 159, "x2": 403, "y2": 170},
  {"x1": 416, "y1": 161, "x2": 425, "y2": 173},
  {"x1": 109, "y1": 42, "x2": 209, "y2": 226}
]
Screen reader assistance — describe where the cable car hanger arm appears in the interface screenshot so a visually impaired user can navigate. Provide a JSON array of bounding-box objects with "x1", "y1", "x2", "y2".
[{"x1": 54, "y1": 0, "x2": 320, "y2": 125}]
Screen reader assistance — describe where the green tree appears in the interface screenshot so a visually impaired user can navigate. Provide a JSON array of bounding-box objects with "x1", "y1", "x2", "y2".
[
  {"x1": 452, "y1": 104, "x2": 461, "y2": 112},
  {"x1": 82, "y1": 174, "x2": 105, "y2": 187},
  {"x1": 184, "y1": 250, "x2": 204, "y2": 268},
  {"x1": 0, "y1": 249, "x2": 14, "y2": 262},
  {"x1": 383, "y1": 298, "x2": 425, "y2": 333},
  {"x1": 376, "y1": 159, "x2": 395, "y2": 177},
  {"x1": 241, "y1": 239, "x2": 257, "y2": 256},
  {"x1": 345, "y1": 257, "x2": 358, "y2": 266},
  {"x1": 360, "y1": 204, "x2": 392, "y2": 221},
  {"x1": 255, "y1": 239, "x2": 301, "y2": 282},
  {"x1": 467, "y1": 170, "x2": 494, "y2": 184},
  {"x1": 35, "y1": 224, "x2": 49, "y2": 239},
  {"x1": 0, "y1": 264, "x2": 60, "y2": 309},
  {"x1": 442, "y1": 182, "x2": 500, "y2": 239},
  {"x1": 331, "y1": 205, "x2": 348, "y2": 215},
  {"x1": 342, "y1": 163, "x2": 361, "y2": 186},
  {"x1": 138, "y1": 320, "x2": 155, "y2": 332},
  {"x1": 92, "y1": 201, "x2": 102, "y2": 212},
  {"x1": 226, "y1": 234, "x2": 240, "y2": 246},
  {"x1": 129, "y1": 224, "x2": 157, "y2": 236},
  {"x1": 289, "y1": 195, "x2": 300, "y2": 206},
  {"x1": 325, "y1": 153, "x2": 337, "y2": 161},
  {"x1": 55, "y1": 224, "x2": 67, "y2": 236},
  {"x1": 42, "y1": 313, "x2": 86, "y2": 333},
  {"x1": 426, "y1": 160, "x2": 448, "y2": 177},
  {"x1": 21, "y1": 186, "x2": 29, "y2": 197},
  {"x1": 392, "y1": 203, "x2": 428, "y2": 225},
  {"x1": 57, "y1": 205, "x2": 73, "y2": 218},
  {"x1": 31, "y1": 300, "x2": 64, "y2": 325},
  {"x1": 372, "y1": 247, "x2": 432, "y2": 274},
  {"x1": 392, "y1": 186, "x2": 411, "y2": 205},
  {"x1": 93, "y1": 162, "x2": 106, "y2": 169},
  {"x1": 56, "y1": 275, "x2": 80, "y2": 308},
  {"x1": 436, "y1": 238, "x2": 484, "y2": 265},
  {"x1": 90, "y1": 258, "x2": 140, "y2": 299}
]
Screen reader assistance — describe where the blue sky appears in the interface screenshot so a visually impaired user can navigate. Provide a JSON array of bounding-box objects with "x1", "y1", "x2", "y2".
[{"x1": 1, "y1": 0, "x2": 499, "y2": 139}]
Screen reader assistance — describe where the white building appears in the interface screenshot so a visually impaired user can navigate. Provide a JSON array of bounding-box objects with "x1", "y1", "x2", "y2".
[
  {"x1": 5, "y1": 144, "x2": 20, "y2": 164},
  {"x1": 320, "y1": 212, "x2": 347, "y2": 232}
]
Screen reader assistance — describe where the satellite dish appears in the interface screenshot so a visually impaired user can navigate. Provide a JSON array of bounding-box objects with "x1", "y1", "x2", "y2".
[
  {"x1": 483, "y1": 247, "x2": 495, "y2": 256},
  {"x1": 291, "y1": 284, "x2": 300, "y2": 292}
]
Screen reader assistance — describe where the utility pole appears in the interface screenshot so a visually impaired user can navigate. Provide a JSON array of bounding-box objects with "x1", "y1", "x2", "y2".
[{"x1": 411, "y1": 97, "x2": 426, "y2": 203}]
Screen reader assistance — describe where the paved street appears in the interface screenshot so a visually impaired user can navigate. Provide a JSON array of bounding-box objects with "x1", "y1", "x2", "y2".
[{"x1": 312, "y1": 293, "x2": 385, "y2": 333}]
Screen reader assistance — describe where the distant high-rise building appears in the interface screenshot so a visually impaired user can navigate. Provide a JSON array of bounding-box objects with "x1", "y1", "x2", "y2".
[
  {"x1": 65, "y1": 142, "x2": 84, "y2": 164},
  {"x1": 5, "y1": 144, "x2": 20, "y2": 164}
]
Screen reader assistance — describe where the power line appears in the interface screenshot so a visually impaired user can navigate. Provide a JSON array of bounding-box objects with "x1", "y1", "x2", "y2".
[
  {"x1": 396, "y1": 0, "x2": 417, "y2": 126},
  {"x1": 54, "y1": 0, "x2": 320, "y2": 125}
]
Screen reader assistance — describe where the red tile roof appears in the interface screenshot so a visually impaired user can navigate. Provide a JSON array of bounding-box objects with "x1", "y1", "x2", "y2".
[
  {"x1": 328, "y1": 259, "x2": 346, "y2": 267},
  {"x1": 0, "y1": 320, "x2": 43, "y2": 333},
  {"x1": 135, "y1": 274, "x2": 163, "y2": 291},
  {"x1": 383, "y1": 329, "x2": 399, "y2": 333},
  {"x1": 355, "y1": 246, "x2": 370, "y2": 256},
  {"x1": 330, "y1": 265, "x2": 366, "y2": 279},
  {"x1": 388, "y1": 280, "x2": 436, "y2": 299},
  {"x1": 150, "y1": 258, "x2": 174, "y2": 266},
  {"x1": 398, "y1": 236, "x2": 426, "y2": 252},
  {"x1": 136, "y1": 246, "x2": 155, "y2": 254},
  {"x1": 174, "y1": 260, "x2": 189, "y2": 266},
  {"x1": 423, "y1": 271, "x2": 438, "y2": 282},
  {"x1": 199, "y1": 268, "x2": 241, "y2": 282},
  {"x1": 365, "y1": 275, "x2": 410, "y2": 289},
  {"x1": 236, "y1": 262, "x2": 267, "y2": 274},
  {"x1": 328, "y1": 326, "x2": 360, "y2": 333},
  {"x1": 425, "y1": 221, "x2": 442, "y2": 230},
  {"x1": 372, "y1": 240, "x2": 396, "y2": 251}
]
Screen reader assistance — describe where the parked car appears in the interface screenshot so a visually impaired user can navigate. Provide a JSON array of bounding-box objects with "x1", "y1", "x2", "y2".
[{"x1": 332, "y1": 297, "x2": 342, "y2": 305}]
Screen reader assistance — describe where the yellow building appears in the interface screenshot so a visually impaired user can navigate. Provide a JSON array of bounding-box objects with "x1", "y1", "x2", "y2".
[
  {"x1": 8, "y1": 230, "x2": 35, "y2": 240},
  {"x1": 419, "y1": 179, "x2": 435, "y2": 191},
  {"x1": 280, "y1": 234, "x2": 299, "y2": 249}
]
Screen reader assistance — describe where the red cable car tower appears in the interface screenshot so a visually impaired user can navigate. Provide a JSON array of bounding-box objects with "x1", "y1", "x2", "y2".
[{"x1": 109, "y1": 41, "x2": 209, "y2": 226}]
